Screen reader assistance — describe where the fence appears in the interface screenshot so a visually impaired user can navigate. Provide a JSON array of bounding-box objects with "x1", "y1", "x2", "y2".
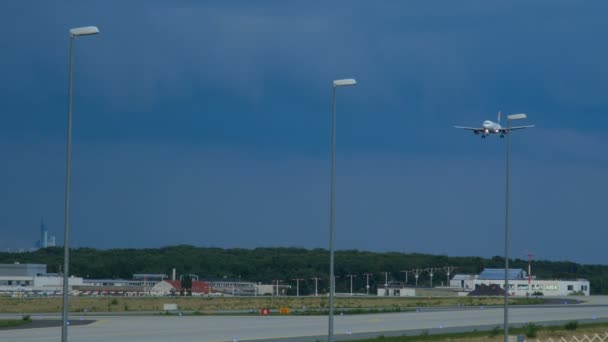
[{"x1": 535, "y1": 333, "x2": 608, "y2": 342}]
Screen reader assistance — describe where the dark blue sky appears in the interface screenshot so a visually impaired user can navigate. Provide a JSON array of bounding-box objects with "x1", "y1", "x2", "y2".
[{"x1": 2, "y1": 1, "x2": 607, "y2": 264}]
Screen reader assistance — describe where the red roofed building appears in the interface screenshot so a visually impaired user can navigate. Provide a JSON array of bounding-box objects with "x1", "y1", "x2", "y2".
[{"x1": 151, "y1": 280, "x2": 212, "y2": 296}]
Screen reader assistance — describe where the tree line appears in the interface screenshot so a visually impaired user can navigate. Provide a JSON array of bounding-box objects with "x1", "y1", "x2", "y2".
[{"x1": 1, "y1": 245, "x2": 607, "y2": 295}]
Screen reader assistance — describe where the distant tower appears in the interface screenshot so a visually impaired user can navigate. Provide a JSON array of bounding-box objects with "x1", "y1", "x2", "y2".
[
  {"x1": 521, "y1": 250, "x2": 535, "y2": 297},
  {"x1": 37, "y1": 218, "x2": 48, "y2": 248},
  {"x1": 526, "y1": 252, "x2": 534, "y2": 287},
  {"x1": 37, "y1": 217, "x2": 55, "y2": 248}
]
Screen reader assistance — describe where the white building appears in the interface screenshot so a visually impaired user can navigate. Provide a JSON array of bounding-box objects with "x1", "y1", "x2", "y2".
[
  {"x1": 377, "y1": 286, "x2": 416, "y2": 297},
  {"x1": 450, "y1": 268, "x2": 590, "y2": 297},
  {"x1": 0, "y1": 263, "x2": 84, "y2": 295}
]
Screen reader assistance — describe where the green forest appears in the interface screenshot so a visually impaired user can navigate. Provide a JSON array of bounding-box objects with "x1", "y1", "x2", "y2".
[{"x1": 1, "y1": 245, "x2": 607, "y2": 295}]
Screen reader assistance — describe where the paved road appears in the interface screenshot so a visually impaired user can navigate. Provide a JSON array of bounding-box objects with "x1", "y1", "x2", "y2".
[{"x1": 3, "y1": 303, "x2": 608, "y2": 342}]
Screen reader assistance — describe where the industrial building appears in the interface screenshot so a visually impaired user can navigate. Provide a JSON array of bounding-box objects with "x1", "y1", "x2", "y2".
[
  {"x1": 0, "y1": 263, "x2": 83, "y2": 295},
  {"x1": 0, "y1": 263, "x2": 284, "y2": 297},
  {"x1": 377, "y1": 268, "x2": 590, "y2": 297},
  {"x1": 377, "y1": 284, "x2": 464, "y2": 297},
  {"x1": 450, "y1": 268, "x2": 590, "y2": 297},
  {"x1": 150, "y1": 280, "x2": 211, "y2": 296}
]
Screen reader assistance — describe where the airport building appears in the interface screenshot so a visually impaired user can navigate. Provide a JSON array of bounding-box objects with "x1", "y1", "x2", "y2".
[
  {"x1": 150, "y1": 280, "x2": 212, "y2": 296},
  {"x1": 0, "y1": 263, "x2": 283, "y2": 297},
  {"x1": 377, "y1": 284, "x2": 465, "y2": 297},
  {"x1": 0, "y1": 263, "x2": 83, "y2": 296},
  {"x1": 377, "y1": 268, "x2": 590, "y2": 297},
  {"x1": 450, "y1": 268, "x2": 590, "y2": 297}
]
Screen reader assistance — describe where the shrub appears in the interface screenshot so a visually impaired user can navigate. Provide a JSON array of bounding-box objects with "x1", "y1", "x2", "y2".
[
  {"x1": 22, "y1": 314, "x2": 31, "y2": 321},
  {"x1": 565, "y1": 320, "x2": 578, "y2": 331},
  {"x1": 523, "y1": 322, "x2": 539, "y2": 338},
  {"x1": 489, "y1": 325, "x2": 500, "y2": 337}
]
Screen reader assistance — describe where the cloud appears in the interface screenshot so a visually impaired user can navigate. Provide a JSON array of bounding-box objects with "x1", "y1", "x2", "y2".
[
  {"x1": 1, "y1": 1, "x2": 607, "y2": 264},
  {"x1": 1, "y1": 138, "x2": 606, "y2": 263}
]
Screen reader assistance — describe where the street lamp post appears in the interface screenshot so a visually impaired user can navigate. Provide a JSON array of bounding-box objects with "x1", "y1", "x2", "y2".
[
  {"x1": 328, "y1": 78, "x2": 356, "y2": 342},
  {"x1": 363, "y1": 273, "x2": 373, "y2": 295},
  {"x1": 62, "y1": 25, "x2": 99, "y2": 342},
  {"x1": 293, "y1": 279, "x2": 303, "y2": 297},
  {"x1": 503, "y1": 113, "x2": 529, "y2": 342},
  {"x1": 401, "y1": 270, "x2": 409, "y2": 287},
  {"x1": 312, "y1": 277, "x2": 320, "y2": 296},
  {"x1": 412, "y1": 269, "x2": 422, "y2": 287},
  {"x1": 346, "y1": 274, "x2": 357, "y2": 296}
]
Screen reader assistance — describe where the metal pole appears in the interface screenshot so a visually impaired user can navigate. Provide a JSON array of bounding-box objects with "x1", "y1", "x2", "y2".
[
  {"x1": 61, "y1": 36, "x2": 75, "y2": 342},
  {"x1": 293, "y1": 279, "x2": 302, "y2": 297},
  {"x1": 328, "y1": 86, "x2": 337, "y2": 342},
  {"x1": 401, "y1": 270, "x2": 408, "y2": 286},
  {"x1": 312, "y1": 277, "x2": 319, "y2": 296},
  {"x1": 504, "y1": 119, "x2": 512, "y2": 342},
  {"x1": 347, "y1": 275, "x2": 355, "y2": 296}
]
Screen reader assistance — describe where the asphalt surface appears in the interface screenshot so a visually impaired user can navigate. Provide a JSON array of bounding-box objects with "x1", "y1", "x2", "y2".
[
  {"x1": 2, "y1": 296, "x2": 608, "y2": 342},
  {"x1": 0, "y1": 319, "x2": 95, "y2": 330}
]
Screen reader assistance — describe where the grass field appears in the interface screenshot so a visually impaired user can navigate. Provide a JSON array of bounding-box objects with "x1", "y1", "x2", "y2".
[
  {"x1": 0, "y1": 317, "x2": 32, "y2": 328},
  {"x1": 352, "y1": 321, "x2": 608, "y2": 341},
  {"x1": 0, "y1": 296, "x2": 543, "y2": 313}
]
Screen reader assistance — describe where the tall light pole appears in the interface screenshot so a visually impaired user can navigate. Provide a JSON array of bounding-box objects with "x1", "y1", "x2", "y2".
[
  {"x1": 503, "y1": 113, "x2": 530, "y2": 342},
  {"x1": 412, "y1": 269, "x2": 422, "y2": 287},
  {"x1": 328, "y1": 78, "x2": 357, "y2": 342},
  {"x1": 444, "y1": 266, "x2": 456, "y2": 287},
  {"x1": 272, "y1": 279, "x2": 281, "y2": 296},
  {"x1": 382, "y1": 272, "x2": 389, "y2": 288},
  {"x1": 425, "y1": 268, "x2": 437, "y2": 288},
  {"x1": 363, "y1": 273, "x2": 373, "y2": 295},
  {"x1": 346, "y1": 274, "x2": 357, "y2": 296},
  {"x1": 312, "y1": 277, "x2": 320, "y2": 296},
  {"x1": 293, "y1": 279, "x2": 303, "y2": 297},
  {"x1": 62, "y1": 25, "x2": 99, "y2": 342},
  {"x1": 401, "y1": 270, "x2": 409, "y2": 287}
]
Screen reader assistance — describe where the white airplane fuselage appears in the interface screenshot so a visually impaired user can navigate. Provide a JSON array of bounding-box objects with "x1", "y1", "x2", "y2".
[
  {"x1": 482, "y1": 120, "x2": 502, "y2": 134},
  {"x1": 454, "y1": 111, "x2": 533, "y2": 138}
]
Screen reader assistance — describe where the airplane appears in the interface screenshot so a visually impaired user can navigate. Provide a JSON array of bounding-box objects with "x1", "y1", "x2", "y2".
[{"x1": 454, "y1": 111, "x2": 534, "y2": 138}]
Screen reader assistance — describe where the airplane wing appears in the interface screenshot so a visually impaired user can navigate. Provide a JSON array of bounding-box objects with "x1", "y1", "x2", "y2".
[
  {"x1": 454, "y1": 126, "x2": 483, "y2": 132},
  {"x1": 499, "y1": 125, "x2": 535, "y2": 132}
]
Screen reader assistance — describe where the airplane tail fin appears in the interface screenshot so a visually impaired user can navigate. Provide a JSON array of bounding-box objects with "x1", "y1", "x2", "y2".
[{"x1": 497, "y1": 111, "x2": 501, "y2": 124}]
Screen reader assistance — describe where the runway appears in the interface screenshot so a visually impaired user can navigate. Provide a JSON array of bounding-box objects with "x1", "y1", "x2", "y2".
[{"x1": 4, "y1": 300, "x2": 608, "y2": 342}]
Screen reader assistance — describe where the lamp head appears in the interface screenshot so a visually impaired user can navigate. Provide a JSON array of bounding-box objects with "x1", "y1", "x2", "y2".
[
  {"x1": 507, "y1": 113, "x2": 527, "y2": 120},
  {"x1": 70, "y1": 26, "x2": 100, "y2": 37},
  {"x1": 333, "y1": 79, "x2": 357, "y2": 87}
]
